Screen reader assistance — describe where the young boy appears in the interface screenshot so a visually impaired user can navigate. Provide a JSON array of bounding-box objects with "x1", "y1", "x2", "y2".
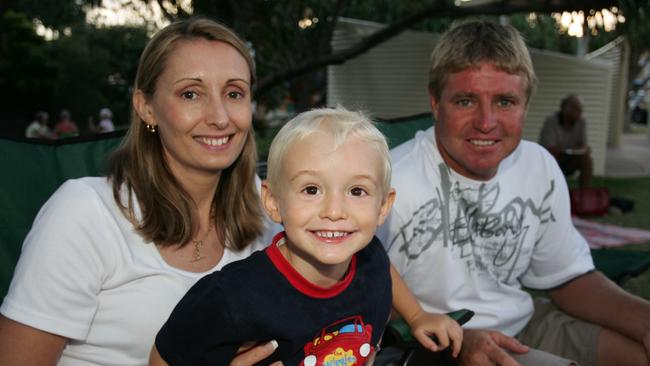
[{"x1": 151, "y1": 107, "x2": 462, "y2": 365}]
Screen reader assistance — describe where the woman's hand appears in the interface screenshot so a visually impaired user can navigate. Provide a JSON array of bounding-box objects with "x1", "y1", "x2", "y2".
[
  {"x1": 230, "y1": 340, "x2": 282, "y2": 366},
  {"x1": 149, "y1": 340, "x2": 282, "y2": 366}
]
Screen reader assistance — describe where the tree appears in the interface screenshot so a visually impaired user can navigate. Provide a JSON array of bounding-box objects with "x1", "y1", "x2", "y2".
[
  {"x1": 0, "y1": 10, "x2": 59, "y2": 135},
  {"x1": 186, "y1": 0, "x2": 625, "y2": 108},
  {"x1": 5, "y1": 0, "x2": 648, "y2": 134},
  {"x1": 616, "y1": 0, "x2": 650, "y2": 88},
  {"x1": 0, "y1": 7, "x2": 149, "y2": 137},
  {"x1": 44, "y1": 23, "x2": 149, "y2": 130},
  {"x1": 0, "y1": 0, "x2": 98, "y2": 31}
]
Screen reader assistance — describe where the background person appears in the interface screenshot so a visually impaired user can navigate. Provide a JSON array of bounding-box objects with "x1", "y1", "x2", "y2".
[
  {"x1": 94, "y1": 107, "x2": 116, "y2": 133},
  {"x1": 0, "y1": 17, "x2": 281, "y2": 366},
  {"x1": 54, "y1": 109, "x2": 80, "y2": 138},
  {"x1": 25, "y1": 110, "x2": 54, "y2": 139},
  {"x1": 539, "y1": 94, "x2": 593, "y2": 188},
  {"x1": 378, "y1": 20, "x2": 650, "y2": 366}
]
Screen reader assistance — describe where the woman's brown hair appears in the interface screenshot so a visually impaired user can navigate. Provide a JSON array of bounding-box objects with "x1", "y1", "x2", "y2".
[{"x1": 107, "y1": 17, "x2": 263, "y2": 250}]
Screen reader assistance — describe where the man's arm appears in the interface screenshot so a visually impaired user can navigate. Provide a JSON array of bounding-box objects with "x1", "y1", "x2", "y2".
[
  {"x1": 459, "y1": 329, "x2": 528, "y2": 366},
  {"x1": 549, "y1": 271, "x2": 650, "y2": 360},
  {"x1": 576, "y1": 118, "x2": 588, "y2": 149}
]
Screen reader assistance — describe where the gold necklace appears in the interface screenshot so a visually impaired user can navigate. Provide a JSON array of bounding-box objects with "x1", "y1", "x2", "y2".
[{"x1": 190, "y1": 221, "x2": 214, "y2": 263}]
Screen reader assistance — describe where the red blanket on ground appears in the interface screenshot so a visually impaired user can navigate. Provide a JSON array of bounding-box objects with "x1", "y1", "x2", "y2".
[{"x1": 573, "y1": 216, "x2": 650, "y2": 249}]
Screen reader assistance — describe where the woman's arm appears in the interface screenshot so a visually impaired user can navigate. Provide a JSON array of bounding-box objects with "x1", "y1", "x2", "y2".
[
  {"x1": 0, "y1": 315, "x2": 67, "y2": 365},
  {"x1": 149, "y1": 341, "x2": 283, "y2": 366},
  {"x1": 148, "y1": 346, "x2": 169, "y2": 366}
]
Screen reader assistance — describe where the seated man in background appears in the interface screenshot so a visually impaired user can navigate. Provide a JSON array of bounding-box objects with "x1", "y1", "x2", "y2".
[{"x1": 539, "y1": 94, "x2": 593, "y2": 188}]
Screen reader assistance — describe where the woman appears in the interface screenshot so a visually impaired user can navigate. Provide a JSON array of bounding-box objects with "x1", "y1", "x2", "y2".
[{"x1": 0, "y1": 18, "x2": 280, "y2": 365}]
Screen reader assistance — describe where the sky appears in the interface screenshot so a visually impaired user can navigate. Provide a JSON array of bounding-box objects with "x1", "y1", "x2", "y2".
[{"x1": 85, "y1": 0, "x2": 192, "y2": 30}]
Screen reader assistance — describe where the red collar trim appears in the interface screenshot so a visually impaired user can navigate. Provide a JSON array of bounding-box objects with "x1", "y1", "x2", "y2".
[{"x1": 265, "y1": 232, "x2": 356, "y2": 299}]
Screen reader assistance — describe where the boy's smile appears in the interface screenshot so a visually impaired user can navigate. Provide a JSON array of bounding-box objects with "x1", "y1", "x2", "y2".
[
  {"x1": 314, "y1": 230, "x2": 349, "y2": 241},
  {"x1": 262, "y1": 129, "x2": 394, "y2": 287}
]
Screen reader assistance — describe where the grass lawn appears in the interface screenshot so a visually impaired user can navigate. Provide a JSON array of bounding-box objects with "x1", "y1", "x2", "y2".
[
  {"x1": 569, "y1": 176, "x2": 650, "y2": 300},
  {"x1": 587, "y1": 176, "x2": 650, "y2": 231}
]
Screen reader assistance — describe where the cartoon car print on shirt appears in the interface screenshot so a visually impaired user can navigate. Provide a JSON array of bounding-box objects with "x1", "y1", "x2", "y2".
[{"x1": 301, "y1": 315, "x2": 374, "y2": 366}]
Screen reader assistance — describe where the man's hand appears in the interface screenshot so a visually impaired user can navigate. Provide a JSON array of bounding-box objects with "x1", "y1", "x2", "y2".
[
  {"x1": 459, "y1": 329, "x2": 529, "y2": 366},
  {"x1": 229, "y1": 340, "x2": 282, "y2": 366},
  {"x1": 409, "y1": 312, "x2": 463, "y2": 358}
]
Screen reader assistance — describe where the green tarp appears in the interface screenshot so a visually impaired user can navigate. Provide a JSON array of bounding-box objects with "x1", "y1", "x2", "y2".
[
  {"x1": 591, "y1": 249, "x2": 650, "y2": 284},
  {"x1": 0, "y1": 132, "x2": 125, "y2": 298},
  {"x1": 1, "y1": 114, "x2": 648, "y2": 299}
]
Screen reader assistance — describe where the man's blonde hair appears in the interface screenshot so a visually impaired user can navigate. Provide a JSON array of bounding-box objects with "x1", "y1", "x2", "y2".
[{"x1": 428, "y1": 20, "x2": 538, "y2": 103}]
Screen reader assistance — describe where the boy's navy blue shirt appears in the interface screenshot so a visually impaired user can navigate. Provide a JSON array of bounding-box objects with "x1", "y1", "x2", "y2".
[{"x1": 156, "y1": 232, "x2": 392, "y2": 366}]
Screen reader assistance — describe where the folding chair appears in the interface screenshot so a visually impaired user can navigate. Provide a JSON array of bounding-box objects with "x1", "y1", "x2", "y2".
[{"x1": 379, "y1": 309, "x2": 474, "y2": 366}]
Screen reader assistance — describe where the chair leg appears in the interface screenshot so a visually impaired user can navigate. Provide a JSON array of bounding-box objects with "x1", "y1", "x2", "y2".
[
  {"x1": 399, "y1": 348, "x2": 458, "y2": 366},
  {"x1": 399, "y1": 349, "x2": 416, "y2": 365}
]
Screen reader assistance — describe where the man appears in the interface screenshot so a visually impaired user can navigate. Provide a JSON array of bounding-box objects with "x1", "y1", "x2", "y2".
[
  {"x1": 539, "y1": 95, "x2": 593, "y2": 188},
  {"x1": 378, "y1": 20, "x2": 650, "y2": 366}
]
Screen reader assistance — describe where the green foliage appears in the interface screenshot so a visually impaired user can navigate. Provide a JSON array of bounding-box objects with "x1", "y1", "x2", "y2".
[
  {"x1": 512, "y1": 1, "x2": 650, "y2": 85},
  {"x1": 45, "y1": 24, "x2": 149, "y2": 130},
  {"x1": 0, "y1": 11, "x2": 59, "y2": 132},
  {"x1": 343, "y1": 1, "x2": 453, "y2": 33},
  {"x1": 5, "y1": 0, "x2": 650, "y2": 137},
  {"x1": 510, "y1": 13, "x2": 576, "y2": 54},
  {"x1": 10, "y1": 0, "x2": 96, "y2": 30},
  {"x1": 192, "y1": 0, "x2": 455, "y2": 111},
  {"x1": 615, "y1": 1, "x2": 650, "y2": 85},
  {"x1": 0, "y1": 8, "x2": 149, "y2": 136}
]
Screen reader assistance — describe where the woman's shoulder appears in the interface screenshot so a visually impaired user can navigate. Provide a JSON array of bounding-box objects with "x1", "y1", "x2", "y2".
[
  {"x1": 42, "y1": 177, "x2": 129, "y2": 227},
  {"x1": 56, "y1": 176, "x2": 111, "y2": 195},
  {"x1": 46, "y1": 177, "x2": 108, "y2": 208}
]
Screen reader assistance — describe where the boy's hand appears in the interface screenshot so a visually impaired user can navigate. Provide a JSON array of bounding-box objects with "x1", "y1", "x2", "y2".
[{"x1": 408, "y1": 311, "x2": 463, "y2": 358}]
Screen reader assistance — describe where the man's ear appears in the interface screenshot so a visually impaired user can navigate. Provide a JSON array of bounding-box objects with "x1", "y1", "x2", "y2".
[
  {"x1": 377, "y1": 188, "x2": 396, "y2": 227},
  {"x1": 429, "y1": 93, "x2": 440, "y2": 122},
  {"x1": 132, "y1": 90, "x2": 156, "y2": 127},
  {"x1": 261, "y1": 181, "x2": 283, "y2": 224}
]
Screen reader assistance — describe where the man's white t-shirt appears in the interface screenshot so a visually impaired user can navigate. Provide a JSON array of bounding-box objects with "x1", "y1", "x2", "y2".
[
  {"x1": 1, "y1": 177, "x2": 279, "y2": 365},
  {"x1": 378, "y1": 127, "x2": 594, "y2": 336}
]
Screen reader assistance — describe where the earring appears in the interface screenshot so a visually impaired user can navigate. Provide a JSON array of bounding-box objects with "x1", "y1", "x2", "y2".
[{"x1": 146, "y1": 124, "x2": 157, "y2": 134}]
